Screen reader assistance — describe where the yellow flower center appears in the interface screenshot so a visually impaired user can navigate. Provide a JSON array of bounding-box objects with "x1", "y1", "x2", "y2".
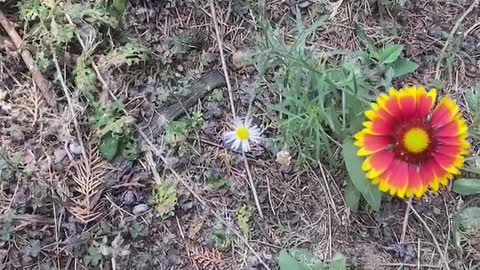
[
  {"x1": 236, "y1": 127, "x2": 250, "y2": 141},
  {"x1": 403, "y1": 127, "x2": 430, "y2": 154}
]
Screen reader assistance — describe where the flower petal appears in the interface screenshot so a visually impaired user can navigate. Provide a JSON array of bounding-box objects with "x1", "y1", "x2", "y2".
[
  {"x1": 407, "y1": 165, "x2": 425, "y2": 198},
  {"x1": 433, "y1": 152, "x2": 463, "y2": 175},
  {"x1": 363, "y1": 150, "x2": 395, "y2": 179},
  {"x1": 378, "y1": 159, "x2": 409, "y2": 197},
  {"x1": 354, "y1": 131, "x2": 391, "y2": 156},
  {"x1": 430, "y1": 96, "x2": 460, "y2": 128},
  {"x1": 397, "y1": 86, "x2": 417, "y2": 118},
  {"x1": 363, "y1": 117, "x2": 394, "y2": 135},
  {"x1": 435, "y1": 117, "x2": 468, "y2": 137},
  {"x1": 378, "y1": 89, "x2": 402, "y2": 117},
  {"x1": 415, "y1": 87, "x2": 436, "y2": 118}
]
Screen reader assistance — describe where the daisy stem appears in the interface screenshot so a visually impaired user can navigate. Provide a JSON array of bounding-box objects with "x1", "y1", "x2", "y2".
[{"x1": 243, "y1": 153, "x2": 264, "y2": 218}]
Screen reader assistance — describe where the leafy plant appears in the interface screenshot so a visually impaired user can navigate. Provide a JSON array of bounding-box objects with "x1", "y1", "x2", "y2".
[
  {"x1": 236, "y1": 205, "x2": 253, "y2": 238},
  {"x1": 92, "y1": 102, "x2": 138, "y2": 161},
  {"x1": 278, "y1": 248, "x2": 346, "y2": 270},
  {"x1": 211, "y1": 223, "x2": 231, "y2": 251},
  {"x1": 342, "y1": 140, "x2": 382, "y2": 211},
  {"x1": 254, "y1": 16, "x2": 417, "y2": 210},
  {"x1": 151, "y1": 180, "x2": 177, "y2": 219}
]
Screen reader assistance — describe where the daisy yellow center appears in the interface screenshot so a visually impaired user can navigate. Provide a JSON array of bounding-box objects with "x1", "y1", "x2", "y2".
[
  {"x1": 403, "y1": 127, "x2": 430, "y2": 154},
  {"x1": 235, "y1": 127, "x2": 250, "y2": 141}
]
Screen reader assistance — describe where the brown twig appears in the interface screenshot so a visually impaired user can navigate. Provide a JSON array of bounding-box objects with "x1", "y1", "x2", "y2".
[
  {"x1": 435, "y1": 0, "x2": 480, "y2": 80},
  {"x1": 407, "y1": 201, "x2": 450, "y2": 270},
  {"x1": 209, "y1": 0, "x2": 236, "y2": 118},
  {"x1": 400, "y1": 198, "x2": 412, "y2": 244},
  {"x1": 0, "y1": 10, "x2": 56, "y2": 107}
]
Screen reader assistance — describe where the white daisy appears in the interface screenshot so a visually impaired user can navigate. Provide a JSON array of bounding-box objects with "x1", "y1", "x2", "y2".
[{"x1": 224, "y1": 118, "x2": 262, "y2": 153}]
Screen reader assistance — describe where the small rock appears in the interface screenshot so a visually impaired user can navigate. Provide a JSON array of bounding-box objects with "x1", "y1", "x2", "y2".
[
  {"x1": 54, "y1": 148, "x2": 67, "y2": 163},
  {"x1": 69, "y1": 142, "x2": 83, "y2": 155},
  {"x1": 132, "y1": 204, "x2": 149, "y2": 215}
]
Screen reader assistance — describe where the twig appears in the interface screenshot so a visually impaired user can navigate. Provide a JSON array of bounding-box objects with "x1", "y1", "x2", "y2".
[
  {"x1": 435, "y1": 0, "x2": 480, "y2": 80},
  {"x1": 400, "y1": 198, "x2": 412, "y2": 244},
  {"x1": 464, "y1": 21, "x2": 480, "y2": 38},
  {"x1": 380, "y1": 262, "x2": 440, "y2": 268},
  {"x1": 209, "y1": 0, "x2": 236, "y2": 118},
  {"x1": 0, "y1": 10, "x2": 56, "y2": 108},
  {"x1": 329, "y1": 0, "x2": 345, "y2": 20},
  {"x1": 243, "y1": 154, "x2": 264, "y2": 218},
  {"x1": 407, "y1": 201, "x2": 450, "y2": 270},
  {"x1": 139, "y1": 131, "x2": 271, "y2": 270},
  {"x1": 51, "y1": 50, "x2": 88, "y2": 162}
]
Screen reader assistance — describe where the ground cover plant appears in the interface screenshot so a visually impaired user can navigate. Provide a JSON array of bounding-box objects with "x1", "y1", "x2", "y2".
[{"x1": 1, "y1": 0, "x2": 480, "y2": 269}]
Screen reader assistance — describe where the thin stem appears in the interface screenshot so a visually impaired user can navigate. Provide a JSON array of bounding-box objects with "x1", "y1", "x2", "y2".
[{"x1": 243, "y1": 153, "x2": 264, "y2": 218}]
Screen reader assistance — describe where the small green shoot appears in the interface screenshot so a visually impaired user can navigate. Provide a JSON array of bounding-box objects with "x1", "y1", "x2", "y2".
[
  {"x1": 236, "y1": 205, "x2": 253, "y2": 238},
  {"x1": 152, "y1": 180, "x2": 178, "y2": 219}
]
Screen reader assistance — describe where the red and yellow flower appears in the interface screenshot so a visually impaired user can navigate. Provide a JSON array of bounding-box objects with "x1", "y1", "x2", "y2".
[{"x1": 354, "y1": 86, "x2": 469, "y2": 198}]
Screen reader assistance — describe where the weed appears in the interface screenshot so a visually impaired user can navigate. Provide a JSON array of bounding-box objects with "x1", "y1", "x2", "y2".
[
  {"x1": 278, "y1": 248, "x2": 346, "y2": 270},
  {"x1": 211, "y1": 223, "x2": 231, "y2": 251},
  {"x1": 151, "y1": 180, "x2": 178, "y2": 219},
  {"x1": 254, "y1": 16, "x2": 418, "y2": 210},
  {"x1": 235, "y1": 205, "x2": 253, "y2": 238}
]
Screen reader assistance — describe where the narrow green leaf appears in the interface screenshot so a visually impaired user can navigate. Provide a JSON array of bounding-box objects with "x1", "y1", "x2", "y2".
[
  {"x1": 452, "y1": 178, "x2": 480, "y2": 195},
  {"x1": 99, "y1": 133, "x2": 119, "y2": 161},
  {"x1": 391, "y1": 59, "x2": 419, "y2": 78},
  {"x1": 328, "y1": 254, "x2": 346, "y2": 270},
  {"x1": 342, "y1": 140, "x2": 382, "y2": 211},
  {"x1": 344, "y1": 180, "x2": 361, "y2": 212},
  {"x1": 278, "y1": 250, "x2": 307, "y2": 270},
  {"x1": 379, "y1": 44, "x2": 403, "y2": 64},
  {"x1": 461, "y1": 166, "x2": 480, "y2": 175},
  {"x1": 456, "y1": 207, "x2": 480, "y2": 231}
]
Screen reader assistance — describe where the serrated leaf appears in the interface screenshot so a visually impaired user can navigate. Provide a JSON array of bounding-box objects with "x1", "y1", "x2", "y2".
[
  {"x1": 345, "y1": 179, "x2": 361, "y2": 211},
  {"x1": 378, "y1": 44, "x2": 403, "y2": 64},
  {"x1": 342, "y1": 140, "x2": 382, "y2": 211},
  {"x1": 456, "y1": 207, "x2": 480, "y2": 231},
  {"x1": 391, "y1": 59, "x2": 419, "y2": 78},
  {"x1": 453, "y1": 178, "x2": 480, "y2": 195},
  {"x1": 99, "y1": 133, "x2": 119, "y2": 161},
  {"x1": 328, "y1": 254, "x2": 346, "y2": 270},
  {"x1": 279, "y1": 250, "x2": 304, "y2": 270}
]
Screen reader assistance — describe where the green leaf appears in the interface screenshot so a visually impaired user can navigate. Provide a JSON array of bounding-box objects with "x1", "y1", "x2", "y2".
[
  {"x1": 342, "y1": 140, "x2": 382, "y2": 211},
  {"x1": 456, "y1": 207, "x2": 480, "y2": 231},
  {"x1": 99, "y1": 133, "x2": 120, "y2": 161},
  {"x1": 109, "y1": 0, "x2": 128, "y2": 18},
  {"x1": 452, "y1": 178, "x2": 480, "y2": 195},
  {"x1": 279, "y1": 250, "x2": 306, "y2": 270},
  {"x1": 391, "y1": 59, "x2": 419, "y2": 78},
  {"x1": 378, "y1": 44, "x2": 403, "y2": 64},
  {"x1": 344, "y1": 179, "x2": 361, "y2": 212},
  {"x1": 461, "y1": 166, "x2": 480, "y2": 175},
  {"x1": 289, "y1": 249, "x2": 325, "y2": 270},
  {"x1": 328, "y1": 254, "x2": 346, "y2": 270}
]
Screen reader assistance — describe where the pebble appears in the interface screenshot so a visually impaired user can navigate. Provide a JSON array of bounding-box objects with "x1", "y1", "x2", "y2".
[
  {"x1": 132, "y1": 203, "x2": 149, "y2": 215},
  {"x1": 69, "y1": 142, "x2": 83, "y2": 155}
]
